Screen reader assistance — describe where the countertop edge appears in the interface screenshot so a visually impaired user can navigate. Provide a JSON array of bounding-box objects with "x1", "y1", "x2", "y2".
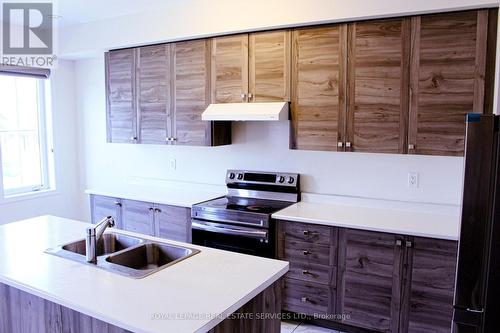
[
  {"x1": 85, "y1": 188, "x2": 224, "y2": 208},
  {"x1": 272, "y1": 212, "x2": 460, "y2": 241}
]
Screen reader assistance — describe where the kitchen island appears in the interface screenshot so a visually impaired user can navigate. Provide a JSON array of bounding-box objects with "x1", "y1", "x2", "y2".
[{"x1": 0, "y1": 216, "x2": 288, "y2": 333}]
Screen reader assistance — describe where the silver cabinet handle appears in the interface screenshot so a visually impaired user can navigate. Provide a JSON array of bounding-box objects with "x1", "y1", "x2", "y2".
[
  {"x1": 241, "y1": 93, "x2": 247, "y2": 102},
  {"x1": 302, "y1": 250, "x2": 310, "y2": 255},
  {"x1": 248, "y1": 93, "x2": 253, "y2": 101},
  {"x1": 302, "y1": 269, "x2": 311, "y2": 275},
  {"x1": 337, "y1": 142, "x2": 344, "y2": 148},
  {"x1": 166, "y1": 137, "x2": 177, "y2": 142},
  {"x1": 303, "y1": 230, "x2": 311, "y2": 236},
  {"x1": 130, "y1": 136, "x2": 138, "y2": 142},
  {"x1": 395, "y1": 239, "x2": 403, "y2": 247},
  {"x1": 408, "y1": 144, "x2": 415, "y2": 150},
  {"x1": 113, "y1": 201, "x2": 122, "y2": 207},
  {"x1": 148, "y1": 207, "x2": 154, "y2": 212},
  {"x1": 405, "y1": 241, "x2": 413, "y2": 248},
  {"x1": 154, "y1": 208, "x2": 162, "y2": 213},
  {"x1": 345, "y1": 142, "x2": 352, "y2": 148},
  {"x1": 300, "y1": 297, "x2": 308, "y2": 303}
]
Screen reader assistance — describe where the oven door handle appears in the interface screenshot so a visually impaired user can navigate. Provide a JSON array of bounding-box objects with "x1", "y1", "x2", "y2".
[{"x1": 192, "y1": 221, "x2": 268, "y2": 241}]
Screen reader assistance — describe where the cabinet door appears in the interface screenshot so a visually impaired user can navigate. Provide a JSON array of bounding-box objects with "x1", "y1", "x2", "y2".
[
  {"x1": 337, "y1": 229, "x2": 403, "y2": 332},
  {"x1": 409, "y1": 10, "x2": 489, "y2": 156},
  {"x1": 105, "y1": 49, "x2": 137, "y2": 143},
  {"x1": 172, "y1": 40, "x2": 212, "y2": 146},
  {"x1": 90, "y1": 195, "x2": 122, "y2": 228},
  {"x1": 211, "y1": 34, "x2": 249, "y2": 103},
  {"x1": 402, "y1": 237, "x2": 458, "y2": 333},
  {"x1": 249, "y1": 30, "x2": 290, "y2": 102},
  {"x1": 121, "y1": 199, "x2": 155, "y2": 236},
  {"x1": 290, "y1": 25, "x2": 347, "y2": 151},
  {"x1": 154, "y1": 204, "x2": 191, "y2": 243},
  {"x1": 137, "y1": 44, "x2": 172, "y2": 144},
  {"x1": 346, "y1": 19, "x2": 409, "y2": 153}
]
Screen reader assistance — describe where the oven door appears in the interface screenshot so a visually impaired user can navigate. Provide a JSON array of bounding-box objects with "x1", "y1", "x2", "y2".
[{"x1": 191, "y1": 219, "x2": 274, "y2": 258}]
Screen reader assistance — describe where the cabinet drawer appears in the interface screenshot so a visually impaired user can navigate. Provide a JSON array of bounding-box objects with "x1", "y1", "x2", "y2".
[
  {"x1": 281, "y1": 221, "x2": 336, "y2": 245},
  {"x1": 287, "y1": 261, "x2": 336, "y2": 286},
  {"x1": 283, "y1": 239, "x2": 335, "y2": 266},
  {"x1": 283, "y1": 278, "x2": 333, "y2": 316}
]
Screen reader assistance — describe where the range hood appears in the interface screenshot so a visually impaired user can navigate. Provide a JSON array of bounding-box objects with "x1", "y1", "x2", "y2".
[{"x1": 202, "y1": 102, "x2": 289, "y2": 121}]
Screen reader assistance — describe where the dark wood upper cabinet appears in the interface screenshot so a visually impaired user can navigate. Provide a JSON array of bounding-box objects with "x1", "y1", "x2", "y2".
[
  {"x1": 346, "y1": 19, "x2": 409, "y2": 154},
  {"x1": 249, "y1": 30, "x2": 291, "y2": 102},
  {"x1": 408, "y1": 10, "x2": 490, "y2": 156},
  {"x1": 172, "y1": 39, "x2": 213, "y2": 146},
  {"x1": 337, "y1": 228, "x2": 403, "y2": 332},
  {"x1": 211, "y1": 34, "x2": 249, "y2": 103},
  {"x1": 290, "y1": 25, "x2": 347, "y2": 151},
  {"x1": 105, "y1": 48, "x2": 137, "y2": 143},
  {"x1": 211, "y1": 31, "x2": 290, "y2": 104},
  {"x1": 401, "y1": 237, "x2": 458, "y2": 333},
  {"x1": 137, "y1": 44, "x2": 172, "y2": 145},
  {"x1": 106, "y1": 42, "x2": 230, "y2": 146}
]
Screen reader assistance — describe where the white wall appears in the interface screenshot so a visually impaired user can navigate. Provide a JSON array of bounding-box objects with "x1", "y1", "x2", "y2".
[
  {"x1": 59, "y1": 0, "x2": 498, "y2": 58},
  {"x1": 0, "y1": 60, "x2": 84, "y2": 224},
  {"x1": 76, "y1": 56, "x2": 464, "y2": 222}
]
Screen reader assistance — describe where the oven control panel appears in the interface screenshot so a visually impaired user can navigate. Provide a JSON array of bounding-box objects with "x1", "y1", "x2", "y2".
[{"x1": 226, "y1": 170, "x2": 299, "y2": 187}]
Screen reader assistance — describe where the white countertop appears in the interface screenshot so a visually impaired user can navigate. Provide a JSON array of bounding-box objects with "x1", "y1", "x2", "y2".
[
  {"x1": 0, "y1": 216, "x2": 288, "y2": 333},
  {"x1": 272, "y1": 194, "x2": 461, "y2": 241},
  {"x1": 85, "y1": 181, "x2": 225, "y2": 208}
]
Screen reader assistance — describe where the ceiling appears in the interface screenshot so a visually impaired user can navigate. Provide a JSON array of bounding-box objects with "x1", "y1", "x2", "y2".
[{"x1": 55, "y1": 0, "x2": 175, "y2": 26}]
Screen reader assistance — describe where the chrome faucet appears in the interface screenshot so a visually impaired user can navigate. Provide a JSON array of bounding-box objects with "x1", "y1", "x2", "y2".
[{"x1": 86, "y1": 216, "x2": 115, "y2": 263}]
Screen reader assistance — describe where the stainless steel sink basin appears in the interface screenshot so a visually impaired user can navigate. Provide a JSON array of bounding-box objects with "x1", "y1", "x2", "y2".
[
  {"x1": 105, "y1": 243, "x2": 200, "y2": 277},
  {"x1": 46, "y1": 232, "x2": 200, "y2": 279},
  {"x1": 61, "y1": 233, "x2": 143, "y2": 257}
]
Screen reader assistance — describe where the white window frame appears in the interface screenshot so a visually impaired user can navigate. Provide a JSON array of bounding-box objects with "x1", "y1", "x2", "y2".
[{"x1": 0, "y1": 77, "x2": 55, "y2": 201}]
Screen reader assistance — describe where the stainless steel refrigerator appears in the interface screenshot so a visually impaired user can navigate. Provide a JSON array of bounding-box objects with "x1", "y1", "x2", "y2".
[{"x1": 453, "y1": 114, "x2": 500, "y2": 332}]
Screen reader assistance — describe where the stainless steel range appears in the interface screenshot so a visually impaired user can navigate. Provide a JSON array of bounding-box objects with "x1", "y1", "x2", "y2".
[{"x1": 191, "y1": 170, "x2": 300, "y2": 258}]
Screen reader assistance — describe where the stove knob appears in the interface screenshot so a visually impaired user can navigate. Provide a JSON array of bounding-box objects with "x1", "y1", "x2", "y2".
[
  {"x1": 288, "y1": 176, "x2": 295, "y2": 184},
  {"x1": 237, "y1": 173, "x2": 244, "y2": 180},
  {"x1": 229, "y1": 172, "x2": 236, "y2": 180},
  {"x1": 278, "y1": 176, "x2": 285, "y2": 183}
]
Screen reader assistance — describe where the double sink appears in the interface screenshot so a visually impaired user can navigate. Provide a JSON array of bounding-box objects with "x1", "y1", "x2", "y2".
[{"x1": 46, "y1": 233, "x2": 200, "y2": 278}]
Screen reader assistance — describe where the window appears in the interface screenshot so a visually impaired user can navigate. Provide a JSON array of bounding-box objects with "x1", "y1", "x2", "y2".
[{"x1": 0, "y1": 74, "x2": 54, "y2": 197}]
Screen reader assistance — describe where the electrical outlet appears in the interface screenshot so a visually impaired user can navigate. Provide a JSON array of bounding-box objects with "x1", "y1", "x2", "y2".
[
  {"x1": 408, "y1": 172, "x2": 419, "y2": 188},
  {"x1": 169, "y1": 158, "x2": 176, "y2": 171}
]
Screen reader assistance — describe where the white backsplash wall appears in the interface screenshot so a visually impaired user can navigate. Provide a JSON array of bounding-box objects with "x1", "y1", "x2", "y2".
[{"x1": 76, "y1": 56, "x2": 464, "y2": 210}]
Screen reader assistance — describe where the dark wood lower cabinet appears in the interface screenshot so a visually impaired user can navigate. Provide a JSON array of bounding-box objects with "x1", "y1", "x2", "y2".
[
  {"x1": 0, "y1": 282, "x2": 281, "y2": 333},
  {"x1": 337, "y1": 229, "x2": 403, "y2": 333},
  {"x1": 402, "y1": 237, "x2": 458, "y2": 333},
  {"x1": 277, "y1": 220, "x2": 459, "y2": 333},
  {"x1": 89, "y1": 195, "x2": 192, "y2": 243}
]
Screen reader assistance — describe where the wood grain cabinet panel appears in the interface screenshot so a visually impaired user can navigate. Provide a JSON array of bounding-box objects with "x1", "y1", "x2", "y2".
[
  {"x1": 172, "y1": 40, "x2": 212, "y2": 146},
  {"x1": 120, "y1": 199, "x2": 155, "y2": 236},
  {"x1": 137, "y1": 44, "x2": 172, "y2": 144},
  {"x1": 409, "y1": 10, "x2": 489, "y2": 156},
  {"x1": 283, "y1": 278, "x2": 334, "y2": 317},
  {"x1": 291, "y1": 25, "x2": 347, "y2": 151},
  {"x1": 211, "y1": 34, "x2": 249, "y2": 103},
  {"x1": 402, "y1": 237, "x2": 458, "y2": 333},
  {"x1": 90, "y1": 195, "x2": 122, "y2": 228},
  {"x1": 249, "y1": 30, "x2": 291, "y2": 102},
  {"x1": 105, "y1": 48, "x2": 137, "y2": 143},
  {"x1": 347, "y1": 19, "x2": 409, "y2": 153},
  {"x1": 154, "y1": 204, "x2": 191, "y2": 243},
  {"x1": 337, "y1": 228, "x2": 403, "y2": 333}
]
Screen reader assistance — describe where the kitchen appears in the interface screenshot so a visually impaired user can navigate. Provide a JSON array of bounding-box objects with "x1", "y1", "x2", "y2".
[{"x1": 0, "y1": 0, "x2": 499, "y2": 332}]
